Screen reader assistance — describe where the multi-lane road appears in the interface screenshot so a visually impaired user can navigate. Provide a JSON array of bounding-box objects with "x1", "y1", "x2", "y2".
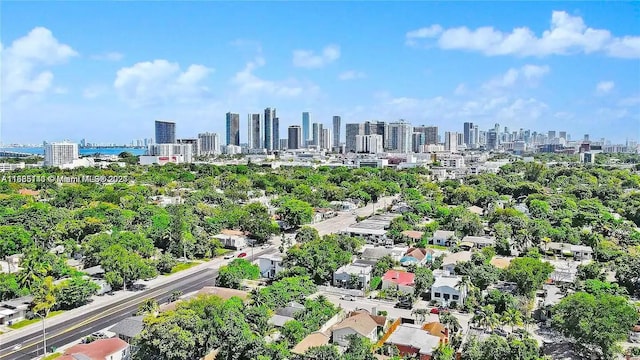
[{"x1": 0, "y1": 248, "x2": 277, "y2": 360}]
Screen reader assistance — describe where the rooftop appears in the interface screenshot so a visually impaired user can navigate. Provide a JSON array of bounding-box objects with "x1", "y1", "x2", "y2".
[
  {"x1": 382, "y1": 270, "x2": 415, "y2": 286},
  {"x1": 59, "y1": 338, "x2": 128, "y2": 360},
  {"x1": 291, "y1": 332, "x2": 330, "y2": 355},
  {"x1": 385, "y1": 323, "x2": 441, "y2": 356},
  {"x1": 332, "y1": 312, "x2": 378, "y2": 336}
]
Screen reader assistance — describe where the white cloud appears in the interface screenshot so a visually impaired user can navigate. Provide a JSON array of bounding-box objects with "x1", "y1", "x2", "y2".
[
  {"x1": 406, "y1": 11, "x2": 640, "y2": 58},
  {"x1": 454, "y1": 84, "x2": 468, "y2": 96},
  {"x1": 617, "y1": 94, "x2": 640, "y2": 107},
  {"x1": 338, "y1": 70, "x2": 366, "y2": 80},
  {"x1": 91, "y1": 52, "x2": 124, "y2": 61},
  {"x1": 292, "y1": 44, "x2": 340, "y2": 68},
  {"x1": 232, "y1": 56, "x2": 319, "y2": 98},
  {"x1": 483, "y1": 64, "x2": 549, "y2": 90},
  {"x1": 83, "y1": 85, "x2": 108, "y2": 99},
  {"x1": 113, "y1": 60, "x2": 213, "y2": 107},
  {"x1": 1, "y1": 27, "x2": 77, "y2": 104},
  {"x1": 595, "y1": 81, "x2": 615, "y2": 95}
]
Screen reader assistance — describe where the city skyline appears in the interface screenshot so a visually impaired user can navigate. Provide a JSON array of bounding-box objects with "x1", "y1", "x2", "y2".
[{"x1": 1, "y1": 2, "x2": 639, "y2": 144}]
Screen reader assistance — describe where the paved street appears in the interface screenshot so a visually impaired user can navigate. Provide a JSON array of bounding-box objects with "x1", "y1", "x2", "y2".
[
  {"x1": 311, "y1": 196, "x2": 398, "y2": 236},
  {"x1": 0, "y1": 247, "x2": 278, "y2": 360}
]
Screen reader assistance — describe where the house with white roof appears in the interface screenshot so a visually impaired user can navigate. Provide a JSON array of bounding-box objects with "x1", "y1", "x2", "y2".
[
  {"x1": 384, "y1": 323, "x2": 442, "y2": 360},
  {"x1": 460, "y1": 236, "x2": 496, "y2": 250},
  {"x1": 258, "y1": 253, "x2": 284, "y2": 279},
  {"x1": 431, "y1": 230, "x2": 456, "y2": 247},
  {"x1": 333, "y1": 263, "x2": 372, "y2": 289},
  {"x1": 430, "y1": 272, "x2": 467, "y2": 307}
]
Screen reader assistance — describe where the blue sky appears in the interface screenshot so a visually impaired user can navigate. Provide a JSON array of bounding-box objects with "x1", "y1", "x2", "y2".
[{"x1": 1, "y1": 1, "x2": 639, "y2": 144}]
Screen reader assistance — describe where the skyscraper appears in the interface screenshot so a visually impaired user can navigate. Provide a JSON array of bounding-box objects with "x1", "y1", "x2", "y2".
[
  {"x1": 225, "y1": 112, "x2": 240, "y2": 146},
  {"x1": 44, "y1": 141, "x2": 79, "y2": 167},
  {"x1": 249, "y1": 114, "x2": 262, "y2": 149},
  {"x1": 345, "y1": 123, "x2": 364, "y2": 152},
  {"x1": 288, "y1": 125, "x2": 302, "y2": 150},
  {"x1": 388, "y1": 121, "x2": 413, "y2": 153},
  {"x1": 364, "y1": 121, "x2": 386, "y2": 148},
  {"x1": 444, "y1": 132, "x2": 458, "y2": 152},
  {"x1": 302, "y1": 112, "x2": 310, "y2": 147},
  {"x1": 322, "y1": 128, "x2": 332, "y2": 150},
  {"x1": 155, "y1": 121, "x2": 176, "y2": 144},
  {"x1": 414, "y1": 126, "x2": 438, "y2": 145},
  {"x1": 332, "y1": 116, "x2": 341, "y2": 146},
  {"x1": 273, "y1": 116, "x2": 280, "y2": 150},
  {"x1": 198, "y1": 132, "x2": 220, "y2": 155},
  {"x1": 312, "y1": 123, "x2": 320, "y2": 147},
  {"x1": 356, "y1": 134, "x2": 383, "y2": 154},
  {"x1": 264, "y1": 108, "x2": 274, "y2": 151},
  {"x1": 487, "y1": 130, "x2": 498, "y2": 150},
  {"x1": 463, "y1": 122, "x2": 474, "y2": 146}
]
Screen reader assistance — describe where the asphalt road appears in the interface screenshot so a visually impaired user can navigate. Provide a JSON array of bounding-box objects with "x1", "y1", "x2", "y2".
[{"x1": 0, "y1": 247, "x2": 276, "y2": 360}]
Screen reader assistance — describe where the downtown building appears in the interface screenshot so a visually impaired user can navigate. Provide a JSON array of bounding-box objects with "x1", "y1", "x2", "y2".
[
  {"x1": 198, "y1": 132, "x2": 221, "y2": 156},
  {"x1": 44, "y1": 141, "x2": 79, "y2": 167},
  {"x1": 155, "y1": 121, "x2": 176, "y2": 144},
  {"x1": 226, "y1": 112, "x2": 240, "y2": 146}
]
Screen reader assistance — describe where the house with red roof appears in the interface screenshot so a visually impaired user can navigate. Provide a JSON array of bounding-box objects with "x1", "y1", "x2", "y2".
[
  {"x1": 382, "y1": 270, "x2": 416, "y2": 295},
  {"x1": 58, "y1": 338, "x2": 129, "y2": 360}
]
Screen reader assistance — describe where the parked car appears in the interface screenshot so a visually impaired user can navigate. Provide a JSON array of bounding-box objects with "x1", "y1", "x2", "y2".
[
  {"x1": 395, "y1": 300, "x2": 413, "y2": 309},
  {"x1": 340, "y1": 295, "x2": 356, "y2": 301},
  {"x1": 237, "y1": 252, "x2": 247, "y2": 258},
  {"x1": 430, "y1": 307, "x2": 440, "y2": 314},
  {"x1": 223, "y1": 253, "x2": 234, "y2": 259}
]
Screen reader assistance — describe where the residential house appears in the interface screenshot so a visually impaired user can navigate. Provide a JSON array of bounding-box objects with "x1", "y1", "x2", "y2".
[
  {"x1": 441, "y1": 251, "x2": 472, "y2": 274},
  {"x1": 213, "y1": 229, "x2": 248, "y2": 250},
  {"x1": 333, "y1": 263, "x2": 372, "y2": 289},
  {"x1": 314, "y1": 208, "x2": 336, "y2": 222},
  {"x1": 291, "y1": 332, "x2": 330, "y2": 356},
  {"x1": 384, "y1": 323, "x2": 442, "y2": 360},
  {"x1": 331, "y1": 312, "x2": 380, "y2": 347},
  {"x1": 391, "y1": 202, "x2": 413, "y2": 214},
  {"x1": 59, "y1": 338, "x2": 130, "y2": 360},
  {"x1": 400, "y1": 247, "x2": 433, "y2": 266},
  {"x1": 382, "y1": 270, "x2": 416, "y2": 295},
  {"x1": 466, "y1": 205, "x2": 484, "y2": 216},
  {"x1": 110, "y1": 316, "x2": 144, "y2": 344},
  {"x1": 430, "y1": 273, "x2": 467, "y2": 307},
  {"x1": 422, "y1": 322, "x2": 449, "y2": 342},
  {"x1": 0, "y1": 296, "x2": 33, "y2": 326},
  {"x1": 431, "y1": 230, "x2": 456, "y2": 247},
  {"x1": 543, "y1": 242, "x2": 594, "y2": 260},
  {"x1": 489, "y1": 257, "x2": 512, "y2": 270},
  {"x1": 267, "y1": 301, "x2": 306, "y2": 327},
  {"x1": 361, "y1": 246, "x2": 408, "y2": 262},
  {"x1": 258, "y1": 253, "x2": 284, "y2": 279},
  {"x1": 460, "y1": 236, "x2": 496, "y2": 250},
  {"x1": 401, "y1": 230, "x2": 425, "y2": 244},
  {"x1": 195, "y1": 286, "x2": 249, "y2": 301}
]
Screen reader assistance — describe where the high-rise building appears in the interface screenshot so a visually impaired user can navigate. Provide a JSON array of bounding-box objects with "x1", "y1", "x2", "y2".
[
  {"x1": 44, "y1": 141, "x2": 79, "y2": 167},
  {"x1": 412, "y1": 132, "x2": 426, "y2": 153},
  {"x1": 249, "y1": 114, "x2": 262, "y2": 149},
  {"x1": 388, "y1": 121, "x2": 413, "y2": 153},
  {"x1": 444, "y1": 132, "x2": 458, "y2": 152},
  {"x1": 457, "y1": 133, "x2": 464, "y2": 146},
  {"x1": 288, "y1": 125, "x2": 302, "y2": 150},
  {"x1": 345, "y1": 123, "x2": 364, "y2": 152},
  {"x1": 473, "y1": 125, "x2": 479, "y2": 147},
  {"x1": 321, "y1": 128, "x2": 332, "y2": 150},
  {"x1": 548, "y1": 131, "x2": 557, "y2": 140},
  {"x1": 198, "y1": 132, "x2": 220, "y2": 155},
  {"x1": 302, "y1": 112, "x2": 310, "y2": 147},
  {"x1": 155, "y1": 121, "x2": 176, "y2": 144},
  {"x1": 225, "y1": 112, "x2": 240, "y2": 146},
  {"x1": 264, "y1": 108, "x2": 274, "y2": 151},
  {"x1": 364, "y1": 121, "x2": 386, "y2": 148},
  {"x1": 559, "y1": 131, "x2": 567, "y2": 140},
  {"x1": 312, "y1": 123, "x2": 320, "y2": 147},
  {"x1": 144, "y1": 143, "x2": 193, "y2": 164},
  {"x1": 487, "y1": 130, "x2": 498, "y2": 150},
  {"x1": 273, "y1": 116, "x2": 280, "y2": 150},
  {"x1": 463, "y1": 122, "x2": 474, "y2": 146},
  {"x1": 177, "y1": 138, "x2": 199, "y2": 157},
  {"x1": 356, "y1": 134, "x2": 383, "y2": 154},
  {"x1": 332, "y1": 116, "x2": 341, "y2": 146}
]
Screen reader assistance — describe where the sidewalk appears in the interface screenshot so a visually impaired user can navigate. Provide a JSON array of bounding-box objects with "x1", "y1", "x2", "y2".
[{"x1": 0, "y1": 256, "x2": 228, "y2": 344}]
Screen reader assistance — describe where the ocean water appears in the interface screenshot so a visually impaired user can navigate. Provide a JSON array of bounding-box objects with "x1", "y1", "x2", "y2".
[{"x1": 1, "y1": 147, "x2": 146, "y2": 156}]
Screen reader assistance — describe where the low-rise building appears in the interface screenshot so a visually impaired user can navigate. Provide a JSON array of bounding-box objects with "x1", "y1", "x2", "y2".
[
  {"x1": 384, "y1": 323, "x2": 442, "y2": 360},
  {"x1": 543, "y1": 242, "x2": 594, "y2": 260},
  {"x1": 331, "y1": 312, "x2": 379, "y2": 347},
  {"x1": 441, "y1": 251, "x2": 472, "y2": 274},
  {"x1": 432, "y1": 230, "x2": 456, "y2": 247},
  {"x1": 361, "y1": 246, "x2": 408, "y2": 262},
  {"x1": 430, "y1": 273, "x2": 467, "y2": 307},
  {"x1": 291, "y1": 332, "x2": 330, "y2": 356},
  {"x1": 460, "y1": 236, "x2": 496, "y2": 250},
  {"x1": 382, "y1": 270, "x2": 416, "y2": 295},
  {"x1": 258, "y1": 253, "x2": 284, "y2": 279},
  {"x1": 400, "y1": 247, "x2": 433, "y2": 266},
  {"x1": 333, "y1": 263, "x2": 372, "y2": 289},
  {"x1": 59, "y1": 338, "x2": 130, "y2": 360},
  {"x1": 213, "y1": 229, "x2": 248, "y2": 250},
  {"x1": 0, "y1": 296, "x2": 33, "y2": 326}
]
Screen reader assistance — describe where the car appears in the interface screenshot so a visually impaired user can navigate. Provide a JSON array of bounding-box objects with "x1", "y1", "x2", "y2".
[
  {"x1": 493, "y1": 328, "x2": 508, "y2": 337},
  {"x1": 223, "y1": 254, "x2": 234, "y2": 259},
  {"x1": 430, "y1": 307, "x2": 440, "y2": 314},
  {"x1": 395, "y1": 301, "x2": 413, "y2": 309},
  {"x1": 237, "y1": 252, "x2": 247, "y2": 258},
  {"x1": 340, "y1": 295, "x2": 356, "y2": 301}
]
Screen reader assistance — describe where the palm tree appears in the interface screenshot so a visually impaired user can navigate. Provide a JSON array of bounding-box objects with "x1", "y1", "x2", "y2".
[
  {"x1": 439, "y1": 312, "x2": 461, "y2": 333},
  {"x1": 137, "y1": 298, "x2": 159, "y2": 316},
  {"x1": 501, "y1": 308, "x2": 523, "y2": 332},
  {"x1": 32, "y1": 276, "x2": 56, "y2": 356},
  {"x1": 411, "y1": 308, "x2": 429, "y2": 323}
]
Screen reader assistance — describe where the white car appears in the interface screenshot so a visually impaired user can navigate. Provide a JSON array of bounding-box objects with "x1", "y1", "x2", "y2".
[
  {"x1": 340, "y1": 295, "x2": 356, "y2": 301},
  {"x1": 223, "y1": 254, "x2": 234, "y2": 259}
]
